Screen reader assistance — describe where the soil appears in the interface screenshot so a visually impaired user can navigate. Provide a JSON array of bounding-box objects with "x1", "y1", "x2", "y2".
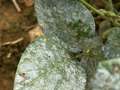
[{"x1": 0, "y1": 0, "x2": 40, "y2": 90}]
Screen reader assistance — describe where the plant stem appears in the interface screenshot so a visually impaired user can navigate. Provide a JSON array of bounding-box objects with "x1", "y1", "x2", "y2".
[
  {"x1": 80, "y1": 0, "x2": 119, "y2": 18},
  {"x1": 80, "y1": 0, "x2": 104, "y2": 16},
  {"x1": 108, "y1": 0, "x2": 114, "y2": 11}
]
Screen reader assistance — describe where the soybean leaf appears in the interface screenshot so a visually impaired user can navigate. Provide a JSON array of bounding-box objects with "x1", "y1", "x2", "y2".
[
  {"x1": 103, "y1": 27, "x2": 120, "y2": 59},
  {"x1": 14, "y1": 36, "x2": 86, "y2": 90}
]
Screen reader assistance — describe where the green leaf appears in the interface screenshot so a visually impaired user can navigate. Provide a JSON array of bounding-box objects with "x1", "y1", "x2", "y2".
[
  {"x1": 14, "y1": 0, "x2": 97, "y2": 90},
  {"x1": 14, "y1": 36, "x2": 86, "y2": 90},
  {"x1": 77, "y1": 37, "x2": 106, "y2": 90},
  {"x1": 35, "y1": 0, "x2": 95, "y2": 49},
  {"x1": 91, "y1": 58, "x2": 120, "y2": 90},
  {"x1": 102, "y1": 27, "x2": 120, "y2": 59}
]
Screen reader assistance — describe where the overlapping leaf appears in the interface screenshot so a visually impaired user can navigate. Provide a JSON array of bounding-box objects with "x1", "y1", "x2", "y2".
[
  {"x1": 35, "y1": 0, "x2": 95, "y2": 50},
  {"x1": 14, "y1": 0, "x2": 104, "y2": 90}
]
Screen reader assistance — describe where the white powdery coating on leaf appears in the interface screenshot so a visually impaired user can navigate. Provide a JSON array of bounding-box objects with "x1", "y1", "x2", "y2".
[
  {"x1": 91, "y1": 58, "x2": 120, "y2": 90},
  {"x1": 14, "y1": 36, "x2": 86, "y2": 90}
]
